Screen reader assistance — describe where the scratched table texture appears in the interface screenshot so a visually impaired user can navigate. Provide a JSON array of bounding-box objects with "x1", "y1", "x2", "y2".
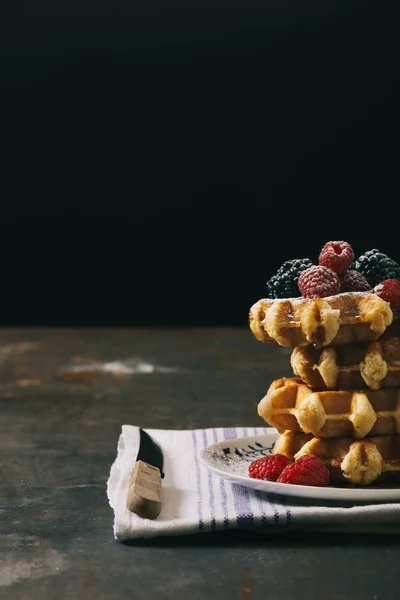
[{"x1": 2, "y1": 327, "x2": 400, "y2": 600}]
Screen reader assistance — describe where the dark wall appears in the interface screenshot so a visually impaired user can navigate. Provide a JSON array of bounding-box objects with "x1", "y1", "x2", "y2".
[
  {"x1": 1, "y1": 1, "x2": 399, "y2": 326},
  {"x1": 0, "y1": 215, "x2": 398, "y2": 327}
]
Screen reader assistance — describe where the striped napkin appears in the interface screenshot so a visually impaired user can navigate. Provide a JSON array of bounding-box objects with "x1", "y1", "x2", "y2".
[{"x1": 107, "y1": 425, "x2": 400, "y2": 541}]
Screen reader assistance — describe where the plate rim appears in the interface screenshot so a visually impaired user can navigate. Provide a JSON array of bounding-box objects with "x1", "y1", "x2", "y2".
[{"x1": 199, "y1": 432, "x2": 400, "y2": 503}]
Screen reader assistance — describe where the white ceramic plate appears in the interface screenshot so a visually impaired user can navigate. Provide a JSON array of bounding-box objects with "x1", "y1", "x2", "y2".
[{"x1": 200, "y1": 431, "x2": 400, "y2": 503}]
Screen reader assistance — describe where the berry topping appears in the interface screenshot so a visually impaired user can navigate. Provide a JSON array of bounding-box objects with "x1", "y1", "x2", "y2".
[
  {"x1": 266, "y1": 258, "x2": 314, "y2": 299},
  {"x1": 248, "y1": 454, "x2": 290, "y2": 481},
  {"x1": 351, "y1": 249, "x2": 400, "y2": 287},
  {"x1": 277, "y1": 455, "x2": 330, "y2": 487},
  {"x1": 319, "y1": 241, "x2": 355, "y2": 275},
  {"x1": 339, "y1": 270, "x2": 371, "y2": 293},
  {"x1": 298, "y1": 265, "x2": 340, "y2": 299},
  {"x1": 373, "y1": 279, "x2": 400, "y2": 313}
]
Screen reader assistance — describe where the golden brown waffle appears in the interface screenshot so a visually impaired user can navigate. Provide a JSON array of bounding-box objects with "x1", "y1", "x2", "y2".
[
  {"x1": 291, "y1": 320, "x2": 400, "y2": 390},
  {"x1": 258, "y1": 377, "x2": 400, "y2": 438},
  {"x1": 272, "y1": 430, "x2": 400, "y2": 485},
  {"x1": 249, "y1": 291, "x2": 393, "y2": 348}
]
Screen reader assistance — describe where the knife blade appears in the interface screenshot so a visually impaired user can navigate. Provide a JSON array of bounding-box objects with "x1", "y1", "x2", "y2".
[{"x1": 126, "y1": 428, "x2": 165, "y2": 519}]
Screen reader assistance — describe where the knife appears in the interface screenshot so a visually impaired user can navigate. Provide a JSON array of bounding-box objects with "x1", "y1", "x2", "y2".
[{"x1": 126, "y1": 428, "x2": 165, "y2": 519}]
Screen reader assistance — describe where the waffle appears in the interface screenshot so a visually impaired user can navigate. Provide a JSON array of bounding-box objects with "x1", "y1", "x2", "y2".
[
  {"x1": 258, "y1": 377, "x2": 400, "y2": 438},
  {"x1": 249, "y1": 291, "x2": 393, "y2": 348},
  {"x1": 272, "y1": 430, "x2": 400, "y2": 485},
  {"x1": 291, "y1": 320, "x2": 400, "y2": 390}
]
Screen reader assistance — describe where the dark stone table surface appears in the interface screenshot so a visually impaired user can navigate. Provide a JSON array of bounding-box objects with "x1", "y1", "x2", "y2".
[{"x1": 1, "y1": 327, "x2": 400, "y2": 599}]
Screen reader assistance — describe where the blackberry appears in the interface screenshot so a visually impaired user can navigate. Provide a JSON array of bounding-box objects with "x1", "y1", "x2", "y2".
[
  {"x1": 339, "y1": 270, "x2": 371, "y2": 293},
  {"x1": 266, "y1": 258, "x2": 314, "y2": 298},
  {"x1": 351, "y1": 249, "x2": 400, "y2": 287}
]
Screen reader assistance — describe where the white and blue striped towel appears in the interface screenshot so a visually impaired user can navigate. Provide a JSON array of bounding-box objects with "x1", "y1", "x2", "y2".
[{"x1": 107, "y1": 425, "x2": 400, "y2": 540}]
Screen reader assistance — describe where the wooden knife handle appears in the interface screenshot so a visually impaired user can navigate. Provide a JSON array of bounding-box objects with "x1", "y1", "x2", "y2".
[{"x1": 126, "y1": 460, "x2": 162, "y2": 519}]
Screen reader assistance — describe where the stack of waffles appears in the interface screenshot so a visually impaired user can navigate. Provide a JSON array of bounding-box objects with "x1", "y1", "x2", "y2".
[{"x1": 249, "y1": 244, "x2": 400, "y2": 487}]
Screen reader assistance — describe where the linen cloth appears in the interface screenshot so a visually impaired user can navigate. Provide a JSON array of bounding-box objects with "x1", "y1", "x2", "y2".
[{"x1": 107, "y1": 425, "x2": 400, "y2": 541}]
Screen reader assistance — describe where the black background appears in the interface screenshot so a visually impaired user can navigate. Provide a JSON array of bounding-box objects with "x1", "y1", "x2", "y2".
[{"x1": 1, "y1": 1, "x2": 399, "y2": 326}]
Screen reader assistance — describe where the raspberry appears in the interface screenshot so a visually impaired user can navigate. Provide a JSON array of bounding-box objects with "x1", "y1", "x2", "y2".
[
  {"x1": 266, "y1": 258, "x2": 314, "y2": 299},
  {"x1": 319, "y1": 241, "x2": 355, "y2": 276},
  {"x1": 277, "y1": 455, "x2": 330, "y2": 487},
  {"x1": 351, "y1": 249, "x2": 400, "y2": 287},
  {"x1": 373, "y1": 279, "x2": 400, "y2": 313},
  {"x1": 340, "y1": 270, "x2": 371, "y2": 293},
  {"x1": 298, "y1": 265, "x2": 340, "y2": 299},
  {"x1": 248, "y1": 454, "x2": 290, "y2": 481}
]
